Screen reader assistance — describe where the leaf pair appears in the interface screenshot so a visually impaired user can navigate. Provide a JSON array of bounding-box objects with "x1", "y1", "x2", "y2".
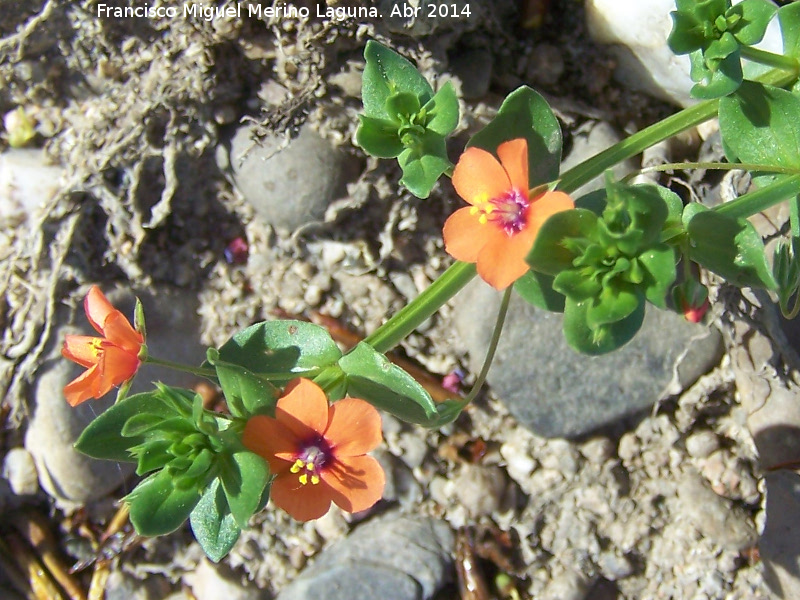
[{"x1": 357, "y1": 41, "x2": 459, "y2": 198}]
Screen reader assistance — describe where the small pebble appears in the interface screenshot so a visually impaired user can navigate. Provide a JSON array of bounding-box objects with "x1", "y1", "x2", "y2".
[
  {"x1": 686, "y1": 431, "x2": 719, "y2": 458},
  {"x1": 2, "y1": 447, "x2": 39, "y2": 495}
]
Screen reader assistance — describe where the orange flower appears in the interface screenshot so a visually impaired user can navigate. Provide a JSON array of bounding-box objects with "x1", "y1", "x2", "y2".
[
  {"x1": 61, "y1": 286, "x2": 144, "y2": 406},
  {"x1": 443, "y1": 138, "x2": 574, "y2": 290},
  {"x1": 243, "y1": 378, "x2": 385, "y2": 522}
]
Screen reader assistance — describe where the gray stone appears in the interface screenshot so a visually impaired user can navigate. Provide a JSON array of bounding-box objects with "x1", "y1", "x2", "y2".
[
  {"x1": 276, "y1": 513, "x2": 453, "y2": 600},
  {"x1": 450, "y1": 49, "x2": 493, "y2": 100},
  {"x1": 104, "y1": 571, "x2": 171, "y2": 600},
  {"x1": 452, "y1": 465, "x2": 508, "y2": 517},
  {"x1": 559, "y1": 121, "x2": 636, "y2": 199},
  {"x1": 186, "y1": 559, "x2": 268, "y2": 600},
  {"x1": 230, "y1": 123, "x2": 348, "y2": 232},
  {"x1": 677, "y1": 471, "x2": 757, "y2": 552},
  {"x1": 761, "y1": 471, "x2": 800, "y2": 599},
  {"x1": 453, "y1": 280, "x2": 722, "y2": 438},
  {"x1": 25, "y1": 285, "x2": 206, "y2": 505}
]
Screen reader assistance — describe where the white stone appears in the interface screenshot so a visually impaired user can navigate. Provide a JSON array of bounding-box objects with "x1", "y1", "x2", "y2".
[
  {"x1": 2, "y1": 447, "x2": 39, "y2": 495},
  {"x1": 0, "y1": 149, "x2": 63, "y2": 227}
]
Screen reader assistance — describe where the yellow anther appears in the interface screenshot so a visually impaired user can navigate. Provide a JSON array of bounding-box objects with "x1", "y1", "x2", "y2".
[
  {"x1": 311, "y1": 475, "x2": 320, "y2": 485},
  {"x1": 478, "y1": 214, "x2": 488, "y2": 225},
  {"x1": 299, "y1": 473, "x2": 308, "y2": 485},
  {"x1": 306, "y1": 461, "x2": 315, "y2": 471},
  {"x1": 469, "y1": 206, "x2": 480, "y2": 216},
  {"x1": 290, "y1": 459, "x2": 304, "y2": 474}
]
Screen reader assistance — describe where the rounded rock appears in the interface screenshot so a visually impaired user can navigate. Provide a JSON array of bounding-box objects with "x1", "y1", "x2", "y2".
[{"x1": 230, "y1": 123, "x2": 348, "y2": 232}]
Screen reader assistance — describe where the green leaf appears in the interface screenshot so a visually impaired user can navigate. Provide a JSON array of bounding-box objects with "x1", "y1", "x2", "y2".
[
  {"x1": 729, "y1": 0, "x2": 777, "y2": 46},
  {"x1": 75, "y1": 391, "x2": 182, "y2": 462},
  {"x1": 190, "y1": 478, "x2": 241, "y2": 563},
  {"x1": 639, "y1": 245, "x2": 678, "y2": 308},
  {"x1": 719, "y1": 81, "x2": 800, "y2": 185},
  {"x1": 422, "y1": 82, "x2": 459, "y2": 136},
  {"x1": 219, "y1": 449, "x2": 270, "y2": 528},
  {"x1": 689, "y1": 50, "x2": 743, "y2": 99},
  {"x1": 683, "y1": 203, "x2": 777, "y2": 289},
  {"x1": 339, "y1": 342, "x2": 437, "y2": 425},
  {"x1": 216, "y1": 320, "x2": 342, "y2": 383},
  {"x1": 584, "y1": 285, "x2": 641, "y2": 329},
  {"x1": 527, "y1": 209, "x2": 598, "y2": 275},
  {"x1": 362, "y1": 41, "x2": 433, "y2": 121},
  {"x1": 126, "y1": 469, "x2": 202, "y2": 536},
  {"x1": 563, "y1": 296, "x2": 645, "y2": 355},
  {"x1": 397, "y1": 133, "x2": 452, "y2": 199},
  {"x1": 386, "y1": 91, "x2": 421, "y2": 119},
  {"x1": 468, "y1": 86, "x2": 562, "y2": 186},
  {"x1": 668, "y1": 11, "x2": 706, "y2": 54},
  {"x1": 207, "y1": 349, "x2": 277, "y2": 418},
  {"x1": 133, "y1": 439, "x2": 172, "y2": 475},
  {"x1": 779, "y1": 2, "x2": 800, "y2": 59},
  {"x1": 356, "y1": 116, "x2": 404, "y2": 158},
  {"x1": 121, "y1": 413, "x2": 170, "y2": 437},
  {"x1": 514, "y1": 271, "x2": 565, "y2": 312}
]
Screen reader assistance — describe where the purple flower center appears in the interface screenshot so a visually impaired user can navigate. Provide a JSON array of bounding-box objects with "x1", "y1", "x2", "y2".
[
  {"x1": 472, "y1": 188, "x2": 530, "y2": 236},
  {"x1": 291, "y1": 435, "x2": 333, "y2": 485}
]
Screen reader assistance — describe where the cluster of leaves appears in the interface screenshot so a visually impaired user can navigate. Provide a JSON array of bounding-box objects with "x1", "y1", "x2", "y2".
[
  {"x1": 527, "y1": 178, "x2": 679, "y2": 354},
  {"x1": 356, "y1": 41, "x2": 459, "y2": 198},
  {"x1": 668, "y1": 0, "x2": 777, "y2": 98},
  {"x1": 76, "y1": 385, "x2": 269, "y2": 561},
  {"x1": 77, "y1": 319, "x2": 469, "y2": 561}
]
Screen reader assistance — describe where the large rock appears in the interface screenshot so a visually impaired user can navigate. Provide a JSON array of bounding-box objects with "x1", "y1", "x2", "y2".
[
  {"x1": 453, "y1": 280, "x2": 723, "y2": 438},
  {"x1": 276, "y1": 514, "x2": 453, "y2": 600},
  {"x1": 761, "y1": 471, "x2": 800, "y2": 600},
  {"x1": 230, "y1": 123, "x2": 348, "y2": 232},
  {"x1": 25, "y1": 285, "x2": 206, "y2": 505}
]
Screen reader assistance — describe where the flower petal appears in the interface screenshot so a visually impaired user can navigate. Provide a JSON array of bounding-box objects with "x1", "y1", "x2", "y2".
[
  {"x1": 528, "y1": 191, "x2": 575, "y2": 232},
  {"x1": 442, "y1": 207, "x2": 492, "y2": 263},
  {"x1": 269, "y1": 474, "x2": 335, "y2": 521},
  {"x1": 321, "y1": 455, "x2": 385, "y2": 514},
  {"x1": 452, "y1": 147, "x2": 511, "y2": 205},
  {"x1": 84, "y1": 286, "x2": 118, "y2": 335},
  {"x1": 242, "y1": 415, "x2": 299, "y2": 474},
  {"x1": 102, "y1": 312, "x2": 143, "y2": 354},
  {"x1": 63, "y1": 364, "x2": 102, "y2": 406},
  {"x1": 62, "y1": 335, "x2": 101, "y2": 369},
  {"x1": 275, "y1": 378, "x2": 329, "y2": 440},
  {"x1": 497, "y1": 139, "x2": 528, "y2": 192},
  {"x1": 476, "y1": 230, "x2": 532, "y2": 290},
  {"x1": 324, "y1": 398, "x2": 382, "y2": 457},
  {"x1": 95, "y1": 344, "x2": 140, "y2": 394}
]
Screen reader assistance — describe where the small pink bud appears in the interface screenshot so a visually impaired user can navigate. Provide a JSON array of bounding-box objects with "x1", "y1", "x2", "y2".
[{"x1": 224, "y1": 237, "x2": 249, "y2": 264}]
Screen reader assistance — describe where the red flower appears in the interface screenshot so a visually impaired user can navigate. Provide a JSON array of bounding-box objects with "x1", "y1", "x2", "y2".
[
  {"x1": 443, "y1": 138, "x2": 574, "y2": 289},
  {"x1": 243, "y1": 378, "x2": 385, "y2": 522},
  {"x1": 61, "y1": 286, "x2": 144, "y2": 406}
]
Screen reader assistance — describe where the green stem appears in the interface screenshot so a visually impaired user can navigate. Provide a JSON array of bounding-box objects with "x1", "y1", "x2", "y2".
[
  {"x1": 791, "y1": 193, "x2": 800, "y2": 239},
  {"x1": 460, "y1": 286, "x2": 512, "y2": 406},
  {"x1": 715, "y1": 174, "x2": 800, "y2": 219},
  {"x1": 144, "y1": 355, "x2": 216, "y2": 379},
  {"x1": 741, "y1": 46, "x2": 800, "y2": 76},
  {"x1": 630, "y1": 161, "x2": 800, "y2": 179},
  {"x1": 364, "y1": 261, "x2": 476, "y2": 354},
  {"x1": 558, "y1": 67, "x2": 798, "y2": 195}
]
